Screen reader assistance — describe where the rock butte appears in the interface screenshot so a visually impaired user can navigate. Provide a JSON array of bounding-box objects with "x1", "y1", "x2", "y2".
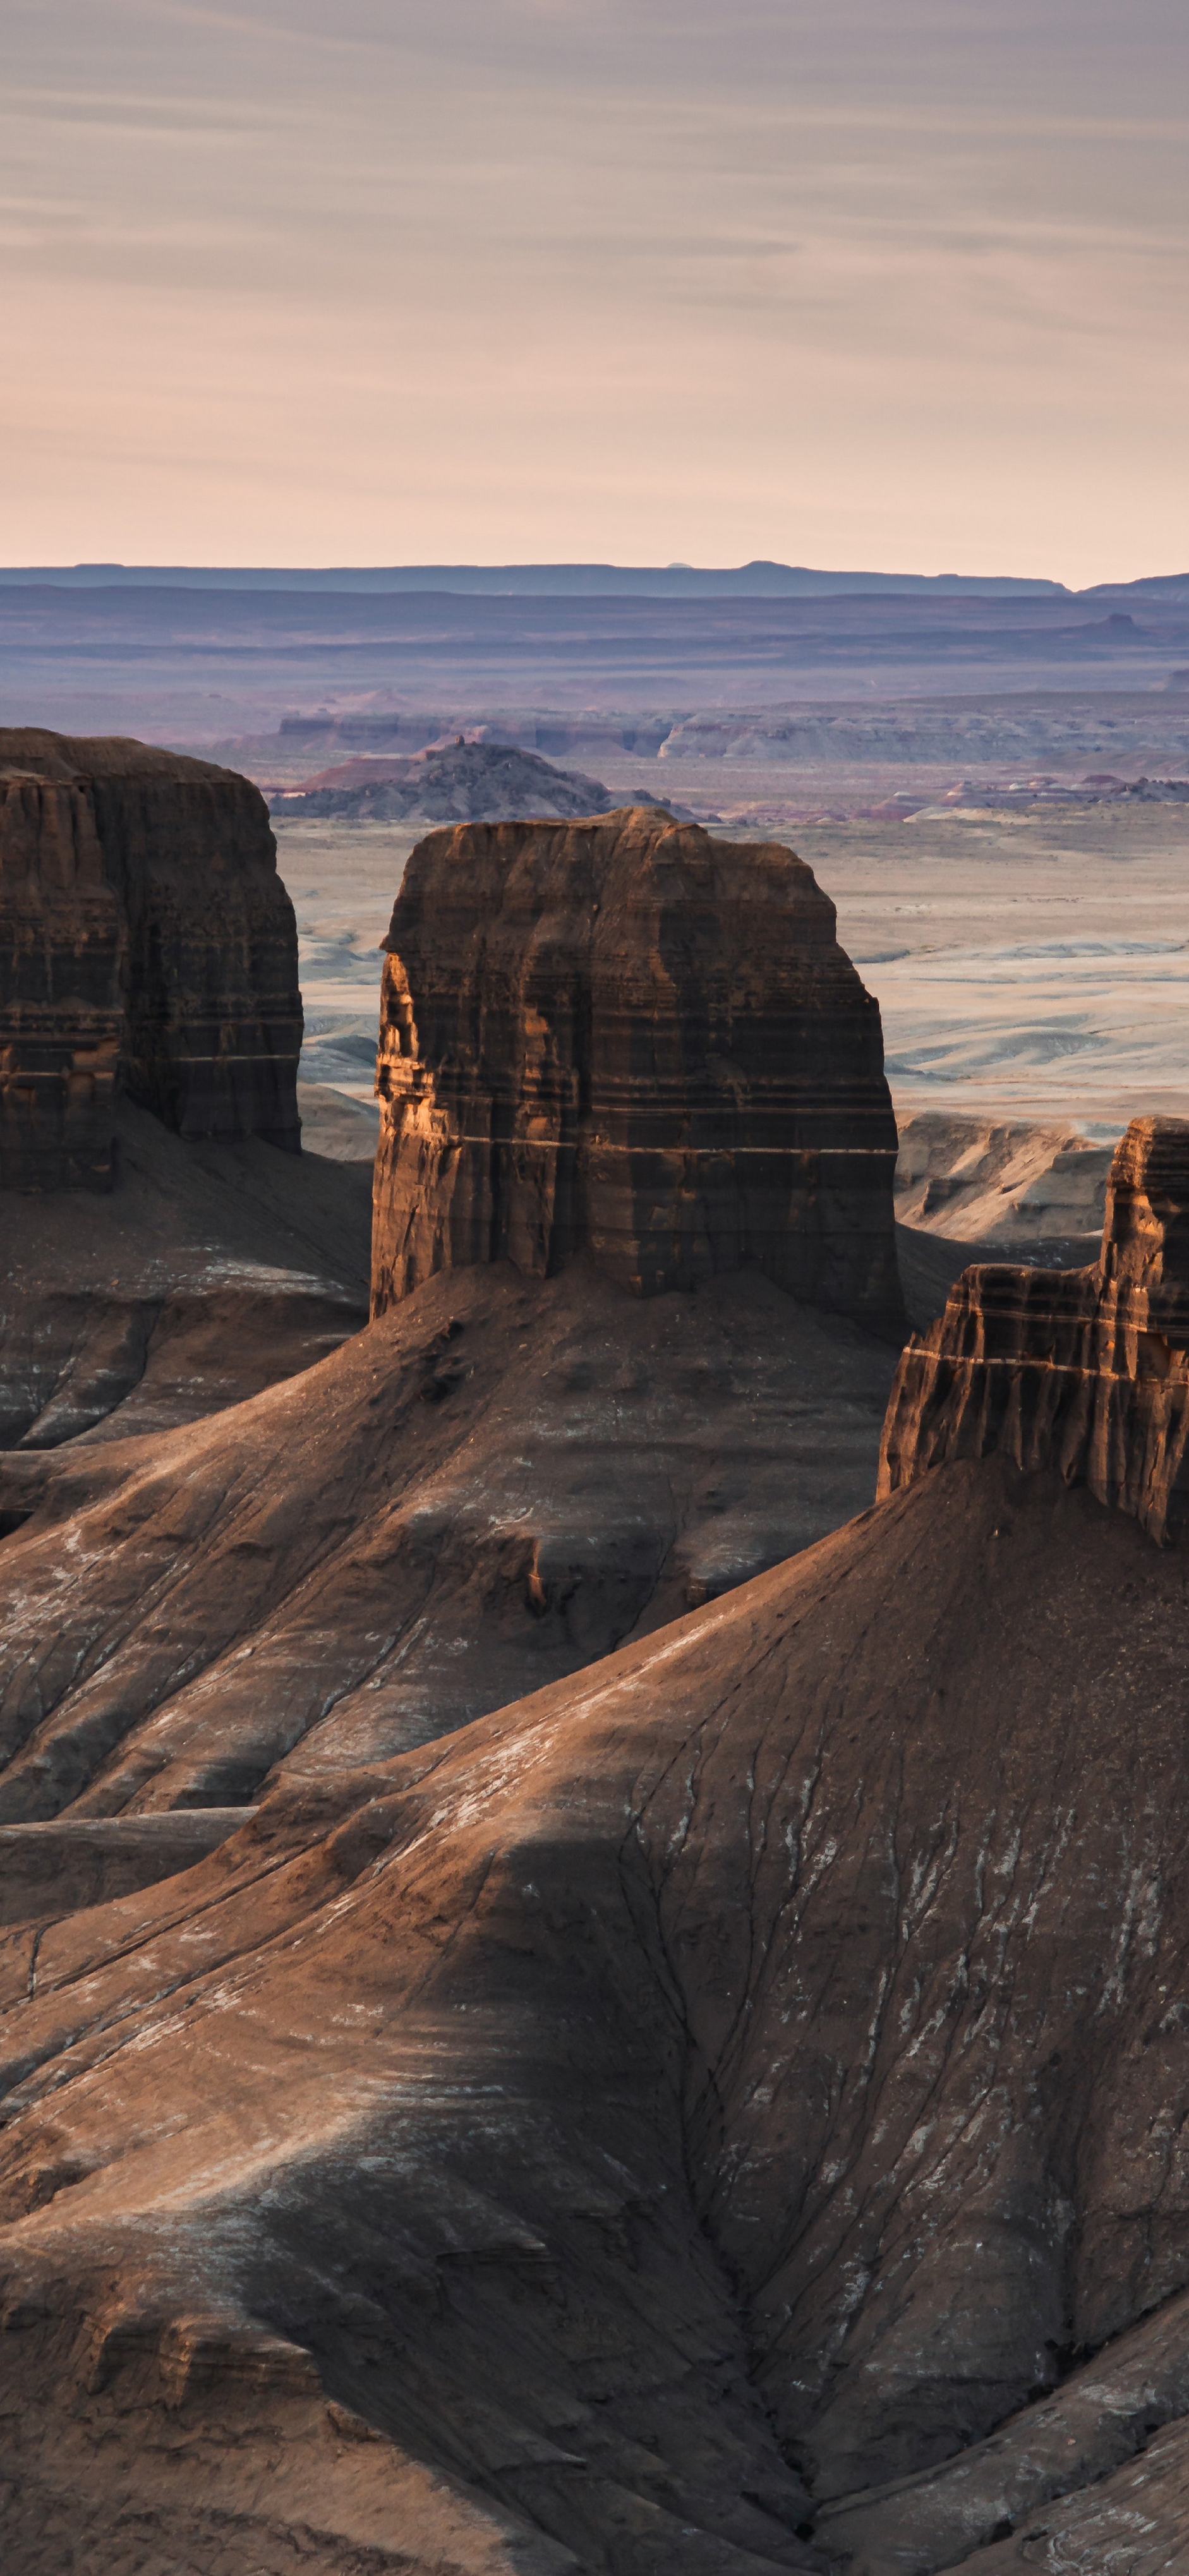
[
  {"x1": 881, "y1": 1114, "x2": 1189, "y2": 1543},
  {"x1": 0, "y1": 728, "x2": 302, "y2": 1189},
  {"x1": 371, "y1": 806, "x2": 905, "y2": 1335}
]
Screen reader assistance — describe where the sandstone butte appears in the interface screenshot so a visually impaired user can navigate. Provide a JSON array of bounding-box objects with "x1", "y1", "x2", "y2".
[
  {"x1": 0, "y1": 728, "x2": 302, "y2": 1188},
  {"x1": 371, "y1": 806, "x2": 906, "y2": 1338}
]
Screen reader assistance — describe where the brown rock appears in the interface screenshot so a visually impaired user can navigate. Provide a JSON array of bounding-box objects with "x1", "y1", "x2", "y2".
[
  {"x1": 371, "y1": 805, "x2": 904, "y2": 1332},
  {"x1": 879, "y1": 1115, "x2": 1189, "y2": 1541},
  {"x1": 0, "y1": 1809, "x2": 251, "y2": 1927},
  {"x1": 0, "y1": 730, "x2": 303, "y2": 1189},
  {"x1": 2, "y1": 1458, "x2": 1189, "y2": 2571},
  {"x1": 0, "y1": 773, "x2": 124, "y2": 1188}
]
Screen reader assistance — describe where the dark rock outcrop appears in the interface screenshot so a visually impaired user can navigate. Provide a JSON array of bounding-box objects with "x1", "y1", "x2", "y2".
[
  {"x1": 0, "y1": 730, "x2": 302, "y2": 1188},
  {"x1": 3, "y1": 1459, "x2": 1189, "y2": 2572},
  {"x1": 371, "y1": 805, "x2": 904, "y2": 1333},
  {"x1": 880, "y1": 1115, "x2": 1189, "y2": 1541},
  {"x1": 0, "y1": 771, "x2": 124, "y2": 1188}
]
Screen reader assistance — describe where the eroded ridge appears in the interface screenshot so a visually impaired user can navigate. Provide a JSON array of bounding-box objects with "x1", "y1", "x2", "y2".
[
  {"x1": 0, "y1": 728, "x2": 303, "y2": 1188},
  {"x1": 371, "y1": 804, "x2": 904, "y2": 1334},
  {"x1": 879, "y1": 1115, "x2": 1189, "y2": 1541}
]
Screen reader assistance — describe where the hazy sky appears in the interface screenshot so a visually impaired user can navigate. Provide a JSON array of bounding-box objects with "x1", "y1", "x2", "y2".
[{"x1": 4, "y1": 1, "x2": 1187, "y2": 579}]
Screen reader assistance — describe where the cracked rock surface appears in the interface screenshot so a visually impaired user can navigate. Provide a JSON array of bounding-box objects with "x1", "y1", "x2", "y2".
[{"x1": 1, "y1": 1457, "x2": 1188, "y2": 2571}]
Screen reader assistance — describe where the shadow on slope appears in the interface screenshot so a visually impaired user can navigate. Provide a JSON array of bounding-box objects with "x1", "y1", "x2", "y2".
[
  {"x1": 1, "y1": 1459, "x2": 1188, "y2": 2572},
  {"x1": 0, "y1": 1258, "x2": 896, "y2": 1822},
  {"x1": 0, "y1": 1095, "x2": 371, "y2": 1447}
]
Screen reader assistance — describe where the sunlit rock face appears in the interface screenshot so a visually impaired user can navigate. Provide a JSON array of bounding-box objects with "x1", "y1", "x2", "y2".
[
  {"x1": 371, "y1": 804, "x2": 905, "y2": 1333},
  {"x1": 0, "y1": 730, "x2": 302, "y2": 1189},
  {"x1": 879, "y1": 1115, "x2": 1189, "y2": 1542}
]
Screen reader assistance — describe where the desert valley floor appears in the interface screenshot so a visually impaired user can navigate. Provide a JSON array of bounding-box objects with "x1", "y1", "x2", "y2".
[{"x1": 285, "y1": 795, "x2": 1189, "y2": 1143}]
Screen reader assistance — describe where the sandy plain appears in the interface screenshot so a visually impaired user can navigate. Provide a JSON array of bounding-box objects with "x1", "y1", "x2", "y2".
[{"x1": 279, "y1": 797, "x2": 1189, "y2": 1148}]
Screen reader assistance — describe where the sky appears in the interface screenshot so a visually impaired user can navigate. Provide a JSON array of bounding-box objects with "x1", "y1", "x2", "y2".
[{"x1": 3, "y1": 1, "x2": 1188, "y2": 581}]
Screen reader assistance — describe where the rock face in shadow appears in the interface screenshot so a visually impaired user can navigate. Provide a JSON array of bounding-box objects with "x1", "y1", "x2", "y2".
[
  {"x1": 0, "y1": 730, "x2": 302, "y2": 1188},
  {"x1": 880, "y1": 1116, "x2": 1189, "y2": 1541},
  {"x1": 3, "y1": 1458, "x2": 1189, "y2": 2573},
  {"x1": 371, "y1": 805, "x2": 903, "y2": 1332},
  {"x1": 0, "y1": 771, "x2": 124, "y2": 1188},
  {"x1": 0, "y1": 1258, "x2": 895, "y2": 1816}
]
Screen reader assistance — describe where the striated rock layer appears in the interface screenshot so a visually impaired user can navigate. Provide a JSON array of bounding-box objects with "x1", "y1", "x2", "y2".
[
  {"x1": 0, "y1": 730, "x2": 302, "y2": 1188},
  {"x1": 880, "y1": 1114, "x2": 1189, "y2": 1543},
  {"x1": 0, "y1": 774, "x2": 124, "y2": 1188},
  {"x1": 371, "y1": 805, "x2": 903, "y2": 1333}
]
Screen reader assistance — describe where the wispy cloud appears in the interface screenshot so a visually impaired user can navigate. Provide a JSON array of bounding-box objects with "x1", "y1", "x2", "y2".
[{"x1": 2, "y1": 0, "x2": 1186, "y2": 574}]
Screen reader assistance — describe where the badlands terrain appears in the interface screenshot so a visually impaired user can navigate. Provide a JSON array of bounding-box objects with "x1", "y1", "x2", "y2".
[{"x1": 3, "y1": 718, "x2": 1189, "y2": 2574}]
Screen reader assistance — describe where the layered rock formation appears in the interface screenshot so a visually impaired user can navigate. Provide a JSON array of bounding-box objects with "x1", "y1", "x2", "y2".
[
  {"x1": 0, "y1": 730, "x2": 302, "y2": 1188},
  {"x1": 0, "y1": 770, "x2": 124, "y2": 1188},
  {"x1": 372, "y1": 805, "x2": 903, "y2": 1332},
  {"x1": 3, "y1": 1457, "x2": 1189, "y2": 2573},
  {"x1": 881, "y1": 1115, "x2": 1189, "y2": 1541}
]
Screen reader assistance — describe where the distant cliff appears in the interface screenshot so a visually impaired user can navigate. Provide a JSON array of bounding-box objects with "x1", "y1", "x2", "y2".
[
  {"x1": 880, "y1": 1116, "x2": 1189, "y2": 1541},
  {"x1": 371, "y1": 804, "x2": 904, "y2": 1335},
  {"x1": 0, "y1": 730, "x2": 302, "y2": 1188}
]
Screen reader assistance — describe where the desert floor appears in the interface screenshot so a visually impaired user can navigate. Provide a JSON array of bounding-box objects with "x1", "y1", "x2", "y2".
[{"x1": 278, "y1": 797, "x2": 1189, "y2": 1146}]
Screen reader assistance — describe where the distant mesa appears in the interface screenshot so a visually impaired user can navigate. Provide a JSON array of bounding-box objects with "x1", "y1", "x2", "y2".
[
  {"x1": 372, "y1": 804, "x2": 905, "y2": 1335},
  {"x1": 881, "y1": 1115, "x2": 1189, "y2": 1543},
  {"x1": 0, "y1": 557, "x2": 1073, "y2": 595},
  {"x1": 0, "y1": 729, "x2": 301, "y2": 1189},
  {"x1": 272, "y1": 735, "x2": 620, "y2": 824}
]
